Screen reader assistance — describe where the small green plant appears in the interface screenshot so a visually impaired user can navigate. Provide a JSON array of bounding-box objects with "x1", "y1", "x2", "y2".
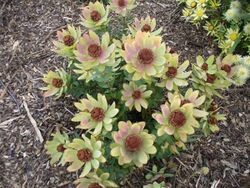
[
  {"x1": 143, "y1": 182, "x2": 166, "y2": 188},
  {"x1": 42, "y1": 0, "x2": 250, "y2": 187},
  {"x1": 145, "y1": 165, "x2": 173, "y2": 182}
]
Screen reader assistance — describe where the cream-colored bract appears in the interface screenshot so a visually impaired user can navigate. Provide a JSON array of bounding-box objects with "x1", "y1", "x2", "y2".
[
  {"x1": 110, "y1": 0, "x2": 136, "y2": 16},
  {"x1": 152, "y1": 96, "x2": 199, "y2": 142},
  {"x1": 45, "y1": 132, "x2": 70, "y2": 165},
  {"x1": 41, "y1": 69, "x2": 69, "y2": 99},
  {"x1": 74, "y1": 31, "x2": 116, "y2": 72},
  {"x1": 74, "y1": 172, "x2": 118, "y2": 188},
  {"x1": 52, "y1": 25, "x2": 81, "y2": 58},
  {"x1": 64, "y1": 135, "x2": 106, "y2": 177},
  {"x1": 111, "y1": 121, "x2": 156, "y2": 167},
  {"x1": 121, "y1": 82, "x2": 152, "y2": 112},
  {"x1": 129, "y1": 16, "x2": 162, "y2": 36},
  {"x1": 123, "y1": 31, "x2": 166, "y2": 81},
  {"x1": 72, "y1": 93, "x2": 119, "y2": 136},
  {"x1": 157, "y1": 53, "x2": 191, "y2": 91},
  {"x1": 81, "y1": 1, "x2": 109, "y2": 30}
]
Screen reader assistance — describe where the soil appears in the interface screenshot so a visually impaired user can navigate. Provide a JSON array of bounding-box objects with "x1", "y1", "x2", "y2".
[{"x1": 0, "y1": 0, "x2": 249, "y2": 188}]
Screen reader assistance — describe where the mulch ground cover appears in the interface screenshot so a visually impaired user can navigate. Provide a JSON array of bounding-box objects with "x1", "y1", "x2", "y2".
[{"x1": 0, "y1": 0, "x2": 249, "y2": 187}]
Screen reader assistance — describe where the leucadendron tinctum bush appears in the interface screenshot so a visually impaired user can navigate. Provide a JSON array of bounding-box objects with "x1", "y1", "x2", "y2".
[{"x1": 43, "y1": 0, "x2": 250, "y2": 187}]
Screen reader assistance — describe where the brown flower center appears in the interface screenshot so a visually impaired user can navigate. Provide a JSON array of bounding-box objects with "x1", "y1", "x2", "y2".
[
  {"x1": 156, "y1": 175, "x2": 165, "y2": 183},
  {"x1": 206, "y1": 73, "x2": 216, "y2": 84},
  {"x1": 201, "y1": 63, "x2": 208, "y2": 71},
  {"x1": 166, "y1": 67, "x2": 177, "y2": 78},
  {"x1": 91, "y1": 107, "x2": 105, "y2": 121},
  {"x1": 118, "y1": 0, "x2": 126, "y2": 7},
  {"x1": 125, "y1": 134, "x2": 142, "y2": 152},
  {"x1": 90, "y1": 10, "x2": 101, "y2": 22},
  {"x1": 138, "y1": 48, "x2": 154, "y2": 65},
  {"x1": 221, "y1": 64, "x2": 231, "y2": 73},
  {"x1": 132, "y1": 90, "x2": 141, "y2": 99},
  {"x1": 77, "y1": 148, "x2": 92, "y2": 162},
  {"x1": 63, "y1": 35, "x2": 74, "y2": 46},
  {"x1": 208, "y1": 116, "x2": 218, "y2": 125},
  {"x1": 169, "y1": 48, "x2": 176, "y2": 54},
  {"x1": 52, "y1": 78, "x2": 63, "y2": 88},
  {"x1": 88, "y1": 44, "x2": 102, "y2": 58},
  {"x1": 141, "y1": 24, "x2": 151, "y2": 32},
  {"x1": 121, "y1": 43, "x2": 125, "y2": 50},
  {"x1": 169, "y1": 110, "x2": 186, "y2": 128},
  {"x1": 88, "y1": 183, "x2": 103, "y2": 188},
  {"x1": 57, "y1": 144, "x2": 66, "y2": 153},
  {"x1": 181, "y1": 99, "x2": 191, "y2": 106}
]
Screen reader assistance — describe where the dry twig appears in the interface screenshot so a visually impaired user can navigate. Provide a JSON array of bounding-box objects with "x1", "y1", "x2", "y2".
[
  {"x1": 23, "y1": 99, "x2": 44, "y2": 143},
  {"x1": 0, "y1": 115, "x2": 24, "y2": 129}
]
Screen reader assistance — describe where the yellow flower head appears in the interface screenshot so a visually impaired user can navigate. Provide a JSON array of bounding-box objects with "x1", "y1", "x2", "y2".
[
  {"x1": 226, "y1": 28, "x2": 239, "y2": 42},
  {"x1": 193, "y1": 7, "x2": 208, "y2": 21},
  {"x1": 186, "y1": 0, "x2": 197, "y2": 8}
]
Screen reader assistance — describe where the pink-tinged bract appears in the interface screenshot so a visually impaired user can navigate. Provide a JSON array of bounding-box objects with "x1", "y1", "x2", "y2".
[
  {"x1": 123, "y1": 31, "x2": 166, "y2": 81},
  {"x1": 111, "y1": 121, "x2": 156, "y2": 167},
  {"x1": 152, "y1": 96, "x2": 199, "y2": 142},
  {"x1": 157, "y1": 52, "x2": 191, "y2": 91},
  {"x1": 74, "y1": 31, "x2": 116, "y2": 73},
  {"x1": 168, "y1": 88, "x2": 208, "y2": 118},
  {"x1": 41, "y1": 69, "x2": 69, "y2": 99},
  {"x1": 110, "y1": 0, "x2": 136, "y2": 16},
  {"x1": 72, "y1": 93, "x2": 119, "y2": 136},
  {"x1": 81, "y1": 1, "x2": 109, "y2": 30},
  {"x1": 216, "y1": 54, "x2": 239, "y2": 78},
  {"x1": 53, "y1": 25, "x2": 81, "y2": 58},
  {"x1": 64, "y1": 135, "x2": 106, "y2": 177},
  {"x1": 129, "y1": 16, "x2": 162, "y2": 36},
  {"x1": 121, "y1": 82, "x2": 152, "y2": 112}
]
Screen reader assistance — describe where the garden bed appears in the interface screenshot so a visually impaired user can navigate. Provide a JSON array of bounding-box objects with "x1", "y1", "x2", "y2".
[{"x1": 0, "y1": 0, "x2": 249, "y2": 187}]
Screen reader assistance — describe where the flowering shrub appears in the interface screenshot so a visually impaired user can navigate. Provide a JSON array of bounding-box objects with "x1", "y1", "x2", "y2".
[
  {"x1": 178, "y1": 0, "x2": 250, "y2": 54},
  {"x1": 43, "y1": 0, "x2": 250, "y2": 186}
]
